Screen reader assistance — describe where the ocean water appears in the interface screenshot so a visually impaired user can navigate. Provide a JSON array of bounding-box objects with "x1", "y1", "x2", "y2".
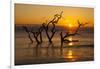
[{"x1": 15, "y1": 26, "x2": 94, "y2": 65}]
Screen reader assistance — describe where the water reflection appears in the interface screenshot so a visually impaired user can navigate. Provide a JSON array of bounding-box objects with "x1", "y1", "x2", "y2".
[
  {"x1": 68, "y1": 37, "x2": 73, "y2": 46},
  {"x1": 29, "y1": 43, "x2": 77, "y2": 61},
  {"x1": 67, "y1": 50, "x2": 73, "y2": 58},
  {"x1": 68, "y1": 37, "x2": 72, "y2": 41},
  {"x1": 68, "y1": 42, "x2": 73, "y2": 46},
  {"x1": 15, "y1": 42, "x2": 94, "y2": 65},
  {"x1": 64, "y1": 50, "x2": 77, "y2": 61},
  {"x1": 28, "y1": 43, "x2": 76, "y2": 59},
  {"x1": 31, "y1": 43, "x2": 56, "y2": 58}
]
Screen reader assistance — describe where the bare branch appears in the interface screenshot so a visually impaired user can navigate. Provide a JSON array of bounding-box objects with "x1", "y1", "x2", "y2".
[
  {"x1": 31, "y1": 31, "x2": 40, "y2": 44},
  {"x1": 23, "y1": 26, "x2": 33, "y2": 43},
  {"x1": 42, "y1": 11, "x2": 63, "y2": 43}
]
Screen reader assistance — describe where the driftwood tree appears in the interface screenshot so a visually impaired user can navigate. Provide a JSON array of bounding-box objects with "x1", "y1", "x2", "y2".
[
  {"x1": 60, "y1": 20, "x2": 88, "y2": 47},
  {"x1": 23, "y1": 25, "x2": 43, "y2": 44},
  {"x1": 42, "y1": 23, "x2": 56, "y2": 43},
  {"x1": 42, "y1": 11, "x2": 63, "y2": 43}
]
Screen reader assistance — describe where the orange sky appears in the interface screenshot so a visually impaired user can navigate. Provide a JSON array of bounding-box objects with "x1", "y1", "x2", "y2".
[{"x1": 15, "y1": 4, "x2": 94, "y2": 27}]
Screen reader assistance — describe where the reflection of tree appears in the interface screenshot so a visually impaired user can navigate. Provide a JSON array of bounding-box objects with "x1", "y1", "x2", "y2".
[
  {"x1": 33, "y1": 43, "x2": 42, "y2": 57},
  {"x1": 35, "y1": 44, "x2": 40, "y2": 57},
  {"x1": 33, "y1": 43, "x2": 56, "y2": 58},
  {"x1": 60, "y1": 47, "x2": 63, "y2": 56}
]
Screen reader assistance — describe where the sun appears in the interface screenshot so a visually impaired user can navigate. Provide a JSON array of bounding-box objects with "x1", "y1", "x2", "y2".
[
  {"x1": 64, "y1": 19, "x2": 74, "y2": 27},
  {"x1": 58, "y1": 18, "x2": 76, "y2": 28},
  {"x1": 68, "y1": 24, "x2": 73, "y2": 28}
]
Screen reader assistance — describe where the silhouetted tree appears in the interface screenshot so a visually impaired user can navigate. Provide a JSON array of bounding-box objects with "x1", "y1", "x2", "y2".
[
  {"x1": 31, "y1": 31, "x2": 40, "y2": 44},
  {"x1": 31, "y1": 25, "x2": 44, "y2": 44},
  {"x1": 42, "y1": 11, "x2": 63, "y2": 43},
  {"x1": 60, "y1": 20, "x2": 88, "y2": 46},
  {"x1": 42, "y1": 23, "x2": 55, "y2": 43},
  {"x1": 23, "y1": 26, "x2": 33, "y2": 43},
  {"x1": 47, "y1": 11, "x2": 63, "y2": 32}
]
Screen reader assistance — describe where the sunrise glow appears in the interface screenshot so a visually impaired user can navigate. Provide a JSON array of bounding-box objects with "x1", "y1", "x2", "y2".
[{"x1": 15, "y1": 4, "x2": 94, "y2": 27}]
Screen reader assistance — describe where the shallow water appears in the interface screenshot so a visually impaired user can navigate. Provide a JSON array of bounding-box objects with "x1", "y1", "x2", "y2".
[{"x1": 15, "y1": 30, "x2": 94, "y2": 65}]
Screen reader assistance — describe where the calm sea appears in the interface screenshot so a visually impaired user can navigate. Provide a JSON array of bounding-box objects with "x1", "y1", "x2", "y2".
[{"x1": 15, "y1": 25, "x2": 94, "y2": 65}]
